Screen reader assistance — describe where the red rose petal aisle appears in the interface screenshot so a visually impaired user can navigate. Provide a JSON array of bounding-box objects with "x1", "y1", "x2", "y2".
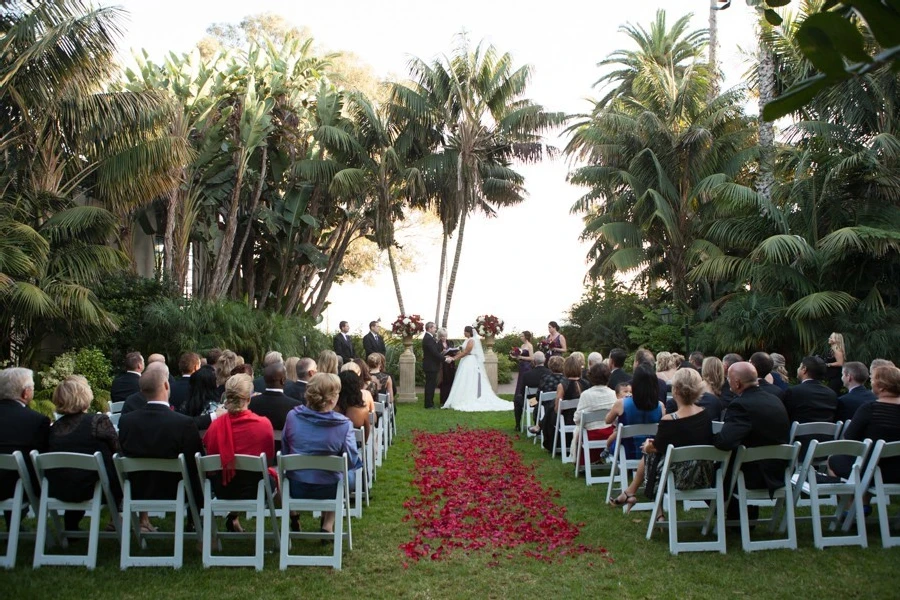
[{"x1": 400, "y1": 428, "x2": 611, "y2": 566}]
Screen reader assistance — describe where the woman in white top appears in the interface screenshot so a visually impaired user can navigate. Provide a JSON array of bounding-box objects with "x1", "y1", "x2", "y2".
[{"x1": 571, "y1": 362, "x2": 618, "y2": 462}]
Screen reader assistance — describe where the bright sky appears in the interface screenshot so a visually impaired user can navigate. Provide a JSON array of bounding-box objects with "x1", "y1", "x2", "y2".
[{"x1": 107, "y1": 0, "x2": 758, "y2": 337}]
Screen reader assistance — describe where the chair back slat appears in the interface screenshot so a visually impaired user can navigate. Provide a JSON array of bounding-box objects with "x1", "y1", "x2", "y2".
[
  {"x1": 737, "y1": 443, "x2": 799, "y2": 464},
  {"x1": 618, "y1": 423, "x2": 658, "y2": 438},
  {"x1": 0, "y1": 454, "x2": 19, "y2": 470},
  {"x1": 524, "y1": 386, "x2": 538, "y2": 397},
  {"x1": 559, "y1": 399, "x2": 579, "y2": 411},
  {"x1": 278, "y1": 453, "x2": 346, "y2": 474},
  {"x1": 667, "y1": 444, "x2": 731, "y2": 464},
  {"x1": 197, "y1": 453, "x2": 268, "y2": 478},
  {"x1": 810, "y1": 439, "x2": 869, "y2": 460},
  {"x1": 273, "y1": 430, "x2": 283, "y2": 442},
  {"x1": 539, "y1": 391, "x2": 556, "y2": 403},
  {"x1": 875, "y1": 440, "x2": 900, "y2": 460},
  {"x1": 374, "y1": 402, "x2": 385, "y2": 416},
  {"x1": 110, "y1": 401, "x2": 125, "y2": 414},
  {"x1": 790, "y1": 421, "x2": 841, "y2": 442},
  {"x1": 711, "y1": 420, "x2": 724, "y2": 434},
  {"x1": 581, "y1": 409, "x2": 609, "y2": 426},
  {"x1": 33, "y1": 451, "x2": 101, "y2": 472},
  {"x1": 115, "y1": 455, "x2": 185, "y2": 474}
]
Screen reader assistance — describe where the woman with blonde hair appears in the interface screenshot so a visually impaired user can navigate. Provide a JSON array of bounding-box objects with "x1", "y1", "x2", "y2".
[
  {"x1": 285, "y1": 357, "x2": 301, "y2": 383},
  {"x1": 770, "y1": 353, "x2": 790, "y2": 391},
  {"x1": 214, "y1": 350, "x2": 241, "y2": 393},
  {"x1": 825, "y1": 332, "x2": 847, "y2": 394},
  {"x1": 656, "y1": 352, "x2": 677, "y2": 382},
  {"x1": 204, "y1": 373, "x2": 275, "y2": 533},
  {"x1": 366, "y1": 353, "x2": 393, "y2": 404},
  {"x1": 698, "y1": 357, "x2": 725, "y2": 420},
  {"x1": 317, "y1": 350, "x2": 339, "y2": 375}
]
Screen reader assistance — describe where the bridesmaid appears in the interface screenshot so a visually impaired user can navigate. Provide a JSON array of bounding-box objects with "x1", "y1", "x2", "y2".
[
  {"x1": 544, "y1": 321, "x2": 567, "y2": 358},
  {"x1": 437, "y1": 328, "x2": 456, "y2": 407},
  {"x1": 512, "y1": 331, "x2": 535, "y2": 430}
]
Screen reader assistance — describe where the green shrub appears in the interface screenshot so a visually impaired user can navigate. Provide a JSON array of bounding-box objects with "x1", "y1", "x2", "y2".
[
  {"x1": 38, "y1": 347, "x2": 112, "y2": 397},
  {"x1": 30, "y1": 400, "x2": 56, "y2": 419}
]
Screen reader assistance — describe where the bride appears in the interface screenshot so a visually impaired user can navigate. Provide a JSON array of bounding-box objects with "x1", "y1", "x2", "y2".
[{"x1": 442, "y1": 326, "x2": 512, "y2": 412}]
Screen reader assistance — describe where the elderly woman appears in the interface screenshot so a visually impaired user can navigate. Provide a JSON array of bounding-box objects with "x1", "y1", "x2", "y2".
[
  {"x1": 214, "y1": 350, "x2": 242, "y2": 396},
  {"x1": 336, "y1": 371, "x2": 372, "y2": 441},
  {"x1": 571, "y1": 362, "x2": 617, "y2": 464},
  {"x1": 437, "y1": 328, "x2": 456, "y2": 407},
  {"x1": 46, "y1": 375, "x2": 124, "y2": 531},
  {"x1": 204, "y1": 374, "x2": 275, "y2": 533},
  {"x1": 656, "y1": 352, "x2": 678, "y2": 383},
  {"x1": 317, "y1": 350, "x2": 340, "y2": 375},
  {"x1": 282, "y1": 373, "x2": 362, "y2": 534},
  {"x1": 366, "y1": 353, "x2": 393, "y2": 404},
  {"x1": 610, "y1": 368, "x2": 713, "y2": 509}
]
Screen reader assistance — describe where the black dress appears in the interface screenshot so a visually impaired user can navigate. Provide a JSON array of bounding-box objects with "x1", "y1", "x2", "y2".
[
  {"x1": 644, "y1": 410, "x2": 715, "y2": 496},
  {"x1": 830, "y1": 401, "x2": 900, "y2": 483},
  {"x1": 542, "y1": 378, "x2": 582, "y2": 453}
]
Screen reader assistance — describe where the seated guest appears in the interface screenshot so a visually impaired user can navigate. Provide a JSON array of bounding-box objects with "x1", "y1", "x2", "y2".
[
  {"x1": 204, "y1": 373, "x2": 275, "y2": 533},
  {"x1": 285, "y1": 357, "x2": 301, "y2": 383},
  {"x1": 568, "y1": 352, "x2": 589, "y2": 389},
  {"x1": 170, "y1": 352, "x2": 200, "y2": 413},
  {"x1": 604, "y1": 363, "x2": 665, "y2": 460},
  {"x1": 770, "y1": 353, "x2": 790, "y2": 390},
  {"x1": 571, "y1": 362, "x2": 617, "y2": 463},
  {"x1": 367, "y1": 353, "x2": 394, "y2": 404},
  {"x1": 656, "y1": 352, "x2": 678, "y2": 383},
  {"x1": 696, "y1": 357, "x2": 725, "y2": 421},
  {"x1": 111, "y1": 352, "x2": 143, "y2": 405},
  {"x1": 214, "y1": 350, "x2": 242, "y2": 397},
  {"x1": 527, "y1": 355, "x2": 566, "y2": 436},
  {"x1": 285, "y1": 358, "x2": 316, "y2": 404},
  {"x1": 835, "y1": 362, "x2": 876, "y2": 422},
  {"x1": 783, "y1": 356, "x2": 838, "y2": 423},
  {"x1": 340, "y1": 362, "x2": 375, "y2": 416},
  {"x1": 542, "y1": 355, "x2": 585, "y2": 453},
  {"x1": 282, "y1": 373, "x2": 362, "y2": 534},
  {"x1": 118, "y1": 363, "x2": 204, "y2": 517},
  {"x1": 335, "y1": 371, "x2": 372, "y2": 441},
  {"x1": 249, "y1": 363, "x2": 300, "y2": 447},
  {"x1": 635, "y1": 348, "x2": 667, "y2": 403},
  {"x1": 519, "y1": 351, "x2": 551, "y2": 432},
  {"x1": 46, "y1": 376, "x2": 123, "y2": 531},
  {"x1": 719, "y1": 353, "x2": 743, "y2": 407},
  {"x1": 317, "y1": 350, "x2": 339, "y2": 375},
  {"x1": 689, "y1": 351, "x2": 704, "y2": 371},
  {"x1": 253, "y1": 351, "x2": 284, "y2": 393},
  {"x1": 230, "y1": 364, "x2": 254, "y2": 376},
  {"x1": 611, "y1": 368, "x2": 713, "y2": 509},
  {"x1": 750, "y1": 352, "x2": 785, "y2": 400},
  {"x1": 829, "y1": 366, "x2": 900, "y2": 492},
  {"x1": 203, "y1": 348, "x2": 223, "y2": 373},
  {"x1": 0, "y1": 368, "x2": 50, "y2": 524},
  {"x1": 608, "y1": 348, "x2": 631, "y2": 390},
  {"x1": 179, "y1": 367, "x2": 220, "y2": 418},
  {"x1": 353, "y1": 358, "x2": 379, "y2": 400}
]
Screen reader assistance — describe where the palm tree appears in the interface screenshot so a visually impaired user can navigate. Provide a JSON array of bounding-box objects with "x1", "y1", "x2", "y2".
[{"x1": 392, "y1": 35, "x2": 566, "y2": 327}]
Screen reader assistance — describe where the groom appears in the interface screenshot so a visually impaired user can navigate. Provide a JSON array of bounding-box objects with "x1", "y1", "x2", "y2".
[{"x1": 422, "y1": 322, "x2": 442, "y2": 409}]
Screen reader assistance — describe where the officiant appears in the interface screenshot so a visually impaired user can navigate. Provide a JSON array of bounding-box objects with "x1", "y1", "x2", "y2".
[{"x1": 437, "y1": 328, "x2": 457, "y2": 407}]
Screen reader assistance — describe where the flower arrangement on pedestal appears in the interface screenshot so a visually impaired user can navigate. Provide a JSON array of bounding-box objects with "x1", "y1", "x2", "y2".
[
  {"x1": 391, "y1": 314, "x2": 425, "y2": 337},
  {"x1": 474, "y1": 314, "x2": 504, "y2": 337}
]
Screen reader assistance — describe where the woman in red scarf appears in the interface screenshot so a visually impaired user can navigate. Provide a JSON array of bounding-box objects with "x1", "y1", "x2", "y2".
[{"x1": 204, "y1": 373, "x2": 274, "y2": 532}]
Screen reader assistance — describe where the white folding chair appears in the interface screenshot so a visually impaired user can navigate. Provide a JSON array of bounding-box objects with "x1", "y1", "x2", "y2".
[
  {"x1": 196, "y1": 453, "x2": 280, "y2": 570},
  {"x1": 605, "y1": 422, "x2": 658, "y2": 512},
  {"x1": 790, "y1": 438, "x2": 871, "y2": 549},
  {"x1": 552, "y1": 399, "x2": 579, "y2": 463},
  {"x1": 277, "y1": 452, "x2": 352, "y2": 570},
  {"x1": 845, "y1": 439, "x2": 900, "y2": 547},
  {"x1": 646, "y1": 445, "x2": 732, "y2": 555},
  {"x1": 840, "y1": 420, "x2": 852, "y2": 439},
  {"x1": 533, "y1": 391, "x2": 555, "y2": 446},
  {"x1": 366, "y1": 412, "x2": 377, "y2": 484},
  {"x1": 31, "y1": 450, "x2": 122, "y2": 569},
  {"x1": 378, "y1": 394, "x2": 393, "y2": 447},
  {"x1": 349, "y1": 428, "x2": 369, "y2": 518},
  {"x1": 523, "y1": 386, "x2": 538, "y2": 434},
  {"x1": 711, "y1": 421, "x2": 724, "y2": 434},
  {"x1": 728, "y1": 443, "x2": 801, "y2": 552},
  {"x1": 115, "y1": 453, "x2": 200, "y2": 569},
  {"x1": 374, "y1": 401, "x2": 387, "y2": 466},
  {"x1": 109, "y1": 401, "x2": 125, "y2": 414},
  {"x1": 0, "y1": 451, "x2": 46, "y2": 568},
  {"x1": 574, "y1": 410, "x2": 611, "y2": 485}
]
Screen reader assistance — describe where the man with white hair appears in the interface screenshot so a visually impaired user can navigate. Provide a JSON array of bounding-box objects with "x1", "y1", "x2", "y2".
[
  {"x1": 0, "y1": 367, "x2": 50, "y2": 518},
  {"x1": 588, "y1": 352, "x2": 603, "y2": 367},
  {"x1": 254, "y1": 350, "x2": 284, "y2": 393},
  {"x1": 285, "y1": 358, "x2": 316, "y2": 405},
  {"x1": 516, "y1": 352, "x2": 551, "y2": 431}
]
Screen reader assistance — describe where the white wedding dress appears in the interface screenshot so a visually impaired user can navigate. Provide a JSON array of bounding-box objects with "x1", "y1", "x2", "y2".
[{"x1": 442, "y1": 334, "x2": 512, "y2": 412}]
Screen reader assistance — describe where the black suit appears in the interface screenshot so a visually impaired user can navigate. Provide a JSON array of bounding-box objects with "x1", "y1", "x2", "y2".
[
  {"x1": 333, "y1": 332, "x2": 355, "y2": 363},
  {"x1": 836, "y1": 386, "x2": 877, "y2": 422},
  {"x1": 284, "y1": 380, "x2": 307, "y2": 405},
  {"x1": 782, "y1": 380, "x2": 838, "y2": 424},
  {"x1": 608, "y1": 368, "x2": 631, "y2": 391},
  {"x1": 121, "y1": 391, "x2": 146, "y2": 414},
  {"x1": 253, "y1": 376, "x2": 266, "y2": 394},
  {"x1": 758, "y1": 379, "x2": 785, "y2": 400},
  {"x1": 118, "y1": 403, "x2": 203, "y2": 504},
  {"x1": 0, "y1": 399, "x2": 50, "y2": 502},
  {"x1": 422, "y1": 332, "x2": 442, "y2": 408},
  {"x1": 169, "y1": 375, "x2": 192, "y2": 413},
  {"x1": 517, "y1": 366, "x2": 552, "y2": 429},
  {"x1": 249, "y1": 390, "x2": 300, "y2": 452},
  {"x1": 110, "y1": 372, "x2": 141, "y2": 405},
  {"x1": 714, "y1": 386, "x2": 791, "y2": 497},
  {"x1": 363, "y1": 332, "x2": 387, "y2": 359}
]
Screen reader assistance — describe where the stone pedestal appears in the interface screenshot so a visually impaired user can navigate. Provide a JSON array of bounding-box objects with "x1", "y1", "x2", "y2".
[
  {"x1": 398, "y1": 335, "x2": 417, "y2": 403},
  {"x1": 483, "y1": 335, "x2": 498, "y2": 392}
]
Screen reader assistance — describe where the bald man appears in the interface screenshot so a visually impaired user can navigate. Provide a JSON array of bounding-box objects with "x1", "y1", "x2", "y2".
[{"x1": 714, "y1": 362, "x2": 791, "y2": 500}]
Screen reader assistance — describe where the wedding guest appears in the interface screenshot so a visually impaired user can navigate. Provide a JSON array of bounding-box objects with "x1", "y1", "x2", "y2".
[
  {"x1": 170, "y1": 352, "x2": 200, "y2": 413},
  {"x1": 254, "y1": 351, "x2": 284, "y2": 393},
  {"x1": 367, "y1": 353, "x2": 394, "y2": 404},
  {"x1": 542, "y1": 321, "x2": 567, "y2": 358},
  {"x1": 282, "y1": 373, "x2": 362, "y2": 535},
  {"x1": 689, "y1": 351, "x2": 704, "y2": 371},
  {"x1": 512, "y1": 331, "x2": 535, "y2": 424},
  {"x1": 771, "y1": 353, "x2": 790, "y2": 391},
  {"x1": 214, "y1": 350, "x2": 242, "y2": 396},
  {"x1": 0, "y1": 368, "x2": 49, "y2": 516},
  {"x1": 569, "y1": 352, "x2": 590, "y2": 390},
  {"x1": 519, "y1": 351, "x2": 550, "y2": 430},
  {"x1": 111, "y1": 352, "x2": 143, "y2": 405},
  {"x1": 285, "y1": 357, "x2": 301, "y2": 383},
  {"x1": 46, "y1": 375, "x2": 123, "y2": 531},
  {"x1": 437, "y1": 329, "x2": 456, "y2": 407},
  {"x1": 696, "y1": 357, "x2": 725, "y2": 421},
  {"x1": 179, "y1": 367, "x2": 219, "y2": 418},
  {"x1": 720, "y1": 353, "x2": 744, "y2": 406},
  {"x1": 783, "y1": 356, "x2": 838, "y2": 424},
  {"x1": 285, "y1": 358, "x2": 316, "y2": 404},
  {"x1": 340, "y1": 362, "x2": 375, "y2": 416},
  {"x1": 750, "y1": 352, "x2": 785, "y2": 400},
  {"x1": 571, "y1": 363, "x2": 617, "y2": 463},
  {"x1": 542, "y1": 355, "x2": 585, "y2": 452},
  {"x1": 656, "y1": 352, "x2": 678, "y2": 383},
  {"x1": 824, "y1": 332, "x2": 847, "y2": 395},
  {"x1": 333, "y1": 321, "x2": 355, "y2": 364},
  {"x1": 249, "y1": 363, "x2": 301, "y2": 442},
  {"x1": 335, "y1": 371, "x2": 372, "y2": 441},
  {"x1": 317, "y1": 350, "x2": 339, "y2": 375},
  {"x1": 204, "y1": 374, "x2": 275, "y2": 533},
  {"x1": 352, "y1": 358, "x2": 379, "y2": 399},
  {"x1": 836, "y1": 362, "x2": 877, "y2": 422},
  {"x1": 604, "y1": 364, "x2": 665, "y2": 461},
  {"x1": 528, "y1": 356, "x2": 566, "y2": 436},
  {"x1": 608, "y1": 348, "x2": 631, "y2": 390}
]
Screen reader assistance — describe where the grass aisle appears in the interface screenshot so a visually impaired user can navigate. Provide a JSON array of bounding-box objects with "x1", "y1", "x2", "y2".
[{"x1": 1, "y1": 399, "x2": 896, "y2": 599}]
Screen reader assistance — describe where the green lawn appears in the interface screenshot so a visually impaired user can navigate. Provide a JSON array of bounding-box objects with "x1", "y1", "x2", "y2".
[{"x1": 2, "y1": 398, "x2": 895, "y2": 599}]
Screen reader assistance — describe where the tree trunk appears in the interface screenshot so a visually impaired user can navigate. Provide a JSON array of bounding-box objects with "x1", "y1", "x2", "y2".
[
  {"x1": 163, "y1": 187, "x2": 177, "y2": 278},
  {"x1": 757, "y1": 42, "x2": 776, "y2": 205},
  {"x1": 441, "y1": 209, "x2": 467, "y2": 328},
  {"x1": 708, "y1": 1, "x2": 720, "y2": 102},
  {"x1": 206, "y1": 150, "x2": 247, "y2": 299},
  {"x1": 387, "y1": 245, "x2": 405, "y2": 315},
  {"x1": 224, "y1": 146, "x2": 267, "y2": 296},
  {"x1": 435, "y1": 229, "x2": 448, "y2": 324}
]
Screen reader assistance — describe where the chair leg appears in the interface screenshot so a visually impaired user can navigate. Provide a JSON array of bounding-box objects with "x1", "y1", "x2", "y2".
[{"x1": 86, "y1": 493, "x2": 101, "y2": 570}]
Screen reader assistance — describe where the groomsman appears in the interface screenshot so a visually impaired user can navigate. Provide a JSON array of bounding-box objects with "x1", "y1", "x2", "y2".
[
  {"x1": 422, "y1": 322, "x2": 442, "y2": 409},
  {"x1": 333, "y1": 321, "x2": 355, "y2": 363},
  {"x1": 362, "y1": 320, "x2": 387, "y2": 359}
]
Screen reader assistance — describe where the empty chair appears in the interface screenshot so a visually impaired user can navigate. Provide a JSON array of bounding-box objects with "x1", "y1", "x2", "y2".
[
  {"x1": 853, "y1": 440, "x2": 900, "y2": 548},
  {"x1": 115, "y1": 453, "x2": 200, "y2": 569},
  {"x1": 31, "y1": 450, "x2": 121, "y2": 569},
  {"x1": 277, "y1": 453, "x2": 352, "y2": 570},
  {"x1": 0, "y1": 451, "x2": 44, "y2": 569},
  {"x1": 728, "y1": 443, "x2": 801, "y2": 552},
  {"x1": 523, "y1": 386, "x2": 538, "y2": 434},
  {"x1": 646, "y1": 445, "x2": 732, "y2": 555},
  {"x1": 349, "y1": 428, "x2": 369, "y2": 518},
  {"x1": 374, "y1": 401, "x2": 386, "y2": 466}
]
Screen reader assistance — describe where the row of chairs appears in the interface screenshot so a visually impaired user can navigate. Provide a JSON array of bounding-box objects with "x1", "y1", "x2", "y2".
[{"x1": 0, "y1": 395, "x2": 398, "y2": 571}]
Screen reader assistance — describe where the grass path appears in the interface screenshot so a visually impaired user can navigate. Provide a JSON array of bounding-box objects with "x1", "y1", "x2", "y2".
[{"x1": 1, "y1": 399, "x2": 896, "y2": 599}]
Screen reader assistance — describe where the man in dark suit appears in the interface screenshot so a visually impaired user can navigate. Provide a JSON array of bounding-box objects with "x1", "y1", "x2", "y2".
[
  {"x1": 750, "y1": 352, "x2": 785, "y2": 400},
  {"x1": 118, "y1": 363, "x2": 204, "y2": 511},
  {"x1": 422, "y1": 322, "x2": 442, "y2": 409},
  {"x1": 517, "y1": 351, "x2": 551, "y2": 431},
  {"x1": 782, "y1": 356, "x2": 838, "y2": 423},
  {"x1": 170, "y1": 352, "x2": 200, "y2": 413},
  {"x1": 110, "y1": 351, "x2": 144, "y2": 404},
  {"x1": 607, "y1": 348, "x2": 631, "y2": 391},
  {"x1": 253, "y1": 351, "x2": 284, "y2": 393},
  {"x1": 362, "y1": 321, "x2": 387, "y2": 359},
  {"x1": 249, "y1": 363, "x2": 300, "y2": 451},
  {"x1": 333, "y1": 321, "x2": 355, "y2": 363},
  {"x1": 0, "y1": 368, "x2": 50, "y2": 520},
  {"x1": 836, "y1": 361, "x2": 876, "y2": 421},
  {"x1": 719, "y1": 353, "x2": 744, "y2": 407},
  {"x1": 284, "y1": 358, "x2": 316, "y2": 405},
  {"x1": 714, "y1": 362, "x2": 791, "y2": 518}
]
